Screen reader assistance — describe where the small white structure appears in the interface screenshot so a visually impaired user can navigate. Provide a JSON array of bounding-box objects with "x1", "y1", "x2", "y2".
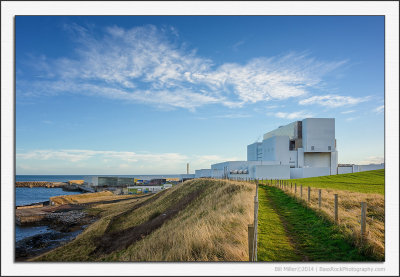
[
  {"x1": 127, "y1": 185, "x2": 163, "y2": 193},
  {"x1": 338, "y1": 163, "x2": 384, "y2": 174}
]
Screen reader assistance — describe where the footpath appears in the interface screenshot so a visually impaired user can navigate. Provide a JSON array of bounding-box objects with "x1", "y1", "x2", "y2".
[{"x1": 257, "y1": 185, "x2": 370, "y2": 261}]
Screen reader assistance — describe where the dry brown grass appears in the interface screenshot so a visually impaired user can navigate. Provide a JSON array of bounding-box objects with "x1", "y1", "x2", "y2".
[
  {"x1": 105, "y1": 179, "x2": 255, "y2": 261},
  {"x1": 49, "y1": 191, "x2": 140, "y2": 205},
  {"x1": 279, "y1": 184, "x2": 384, "y2": 260},
  {"x1": 34, "y1": 179, "x2": 256, "y2": 262}
]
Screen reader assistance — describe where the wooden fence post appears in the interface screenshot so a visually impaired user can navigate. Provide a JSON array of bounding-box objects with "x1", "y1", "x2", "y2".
[
  {"x1": 295, "y1": 183, "x2": 297, "y2": 194},
  {"x1": 300, "y1": 185, "x2": 303, "y2": 198},
  {"x1": 291, "y1": 183, "x2": 292, "y2": 190},
  {"x1": 308, "y1": 186, "x2": 311, "y2": 202},
  {"x1": 318, "y1": 189, "x2": 322, "y2": 209},
  {"x1": 248, "y1": 224, "x2": 254, "y2": 261},
  {"x1": 334, "y1": 194, "x2": 339, "y2": 223},
  {"x1": 361, "y1": 202, "x2": 367, "y2": 240}
]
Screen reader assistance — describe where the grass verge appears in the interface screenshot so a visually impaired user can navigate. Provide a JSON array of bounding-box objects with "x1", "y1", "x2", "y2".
[
  {"x1": 257, "y1": 186, "x2": 301, "y2": 261},
  {"x1": 258, "y1": 185, "x2": 374, "y2": 261}
]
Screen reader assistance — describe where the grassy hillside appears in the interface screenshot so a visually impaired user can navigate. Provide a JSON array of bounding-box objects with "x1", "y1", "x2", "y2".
[
  {"x1": 288, "y1": 169, "x2": 384, "y2": 194},
  {"x1": 33, "y1": 179, "x2": 255, "y2": 262}
]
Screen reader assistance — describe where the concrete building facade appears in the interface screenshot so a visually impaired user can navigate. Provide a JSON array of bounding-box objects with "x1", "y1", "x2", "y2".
[{"x1": 207, "y1": 118, "x2": 339, "y2": 180}]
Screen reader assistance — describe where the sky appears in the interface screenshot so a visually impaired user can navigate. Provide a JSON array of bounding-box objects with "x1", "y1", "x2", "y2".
[{"x1": 15, "y1": 16, "x2": 385, "y2": 175}]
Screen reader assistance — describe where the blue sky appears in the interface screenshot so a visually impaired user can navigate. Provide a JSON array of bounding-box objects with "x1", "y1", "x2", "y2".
[{"x1": 15, "y1": 16, "x2": 384, "y2": 175}]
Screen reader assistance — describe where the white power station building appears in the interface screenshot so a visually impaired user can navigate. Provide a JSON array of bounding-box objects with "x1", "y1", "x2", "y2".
[{"x1": 196, "y1": 118, "x2": 339, "y2": 180}]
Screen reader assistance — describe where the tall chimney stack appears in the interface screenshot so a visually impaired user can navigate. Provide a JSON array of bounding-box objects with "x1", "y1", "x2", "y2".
[{"x1": 187, "y1": 163, "x2": 189, "y2": 175}]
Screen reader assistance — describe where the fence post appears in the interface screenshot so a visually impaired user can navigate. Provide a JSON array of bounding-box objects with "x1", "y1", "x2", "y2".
[
  {"x1": 318, "y1": 189, "x2": 322, "y2": 209},
  {"x1": 295, "y1": 183, "x2": 297, "y2": 194},
  {"x1": 253, "y1": 194, "x2": 258, "y2": 261},
  {"x1": 300, "y1": 185, "x2": 303, "y2": 198},
  {"x1": 291, "y1": 182, "x2": 292, "y2": 190},
  {"x1": 248, "y1": 224, "x2": 254, "y2": 261},
  {"x1": 361, "y1": 202, "x2": 367, "y2": 240},
  {"x1": 308, "y1": 186, "x2": 311, "y2": 202},
  {"x1": 334, "y1": 194, "x2": 339, "y2": 223}
]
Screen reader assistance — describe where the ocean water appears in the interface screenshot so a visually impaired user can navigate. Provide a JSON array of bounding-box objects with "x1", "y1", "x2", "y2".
[
  {"x1": 15, "y1": 187, "x2": 82, "y2": 206},
  {"x1": 16, "y1": 174, "x2": 182, "y2": 183}
]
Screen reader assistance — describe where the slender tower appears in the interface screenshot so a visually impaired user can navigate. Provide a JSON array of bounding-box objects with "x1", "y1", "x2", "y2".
[{"x1": 187, "y1": 163, "x2": 189, "y2": 175}]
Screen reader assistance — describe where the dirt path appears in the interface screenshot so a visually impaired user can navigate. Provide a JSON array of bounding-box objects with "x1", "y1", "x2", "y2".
[{"x1": 92, "y1": 188, "x2": 203, "y2": 256}]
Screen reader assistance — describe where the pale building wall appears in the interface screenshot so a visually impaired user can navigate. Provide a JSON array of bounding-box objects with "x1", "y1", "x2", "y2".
[
  {"x1": 195, "y1": 169, "x2": 212, "y2": 178},
  {"x1": 297, "y1": 148, "x2": 304, "y2": 168},
  {"x1": 253, "y1": 165, "x2": 290, "y2": 179},
  {"x1": 289, "y1": 150, "x2": 298, "y2": 168},
  {"x1": 247, "y1": 142, "x2": 262, "y2": 161},
  {"x1": 261, "y1": 136, "x2": 290, "y2": 164},
  {"x1": 304, "y1": 152, "x2": 331, "y2": 168},
  {"x1": 330, "y1": 151, "x2": 338, "y2": 175},
  {"x1": 290, "y1": 167, "x2": 330, "y2": 179},
  {"x1": 302, "y1": 118, "x2": 335, "y2": 152}
]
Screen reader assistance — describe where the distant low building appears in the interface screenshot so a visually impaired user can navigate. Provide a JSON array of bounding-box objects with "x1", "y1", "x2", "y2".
[
  {"x1": 128, "y1": 185, "x2": 163, "y2": 194},
  {"x1": 91, "y1": 176, "x2": 135, "y2": 187},
  {"x1": 149, "y1": 178, "x2": 166, "y2": 186}
]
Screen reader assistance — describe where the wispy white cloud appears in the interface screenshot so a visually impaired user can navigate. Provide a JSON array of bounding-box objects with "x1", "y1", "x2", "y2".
[
  {"x1": 299, "y1": 95, "x2": 369, "y2": 108},
  {"x1": 358, "y1": 156, "x2": 384, "y2": 165},
  {"x1": 18, "y1": 24, "x2": 348, "y2": 110},
  {"x1": 214, "y1": 113, "x2": 251, "y2": 119},
  {"x1": 232, "y1": 40, "x2": 245, "y2": 51},
  {"x1": 17, "y1": 149, "x2": 188, "y2": 163},
  {"x1": 341, "y1": 110, "x2": 355, "y2": 114},
  {"x1": 374, "y1": 105, "x2": 384, "y2": 114},
  {"x1": 16, "y1": 149, "x2": 238, "y2": 173},
  {"x1": 345, "y1": 116, "x2": 358, "y2": 121},
  {"x1": 271, "y1": 110, "x2": 314, "y2": 120}
]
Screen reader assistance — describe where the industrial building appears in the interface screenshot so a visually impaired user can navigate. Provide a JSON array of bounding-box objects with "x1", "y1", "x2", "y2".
[
  {"x1": 197, "y1": 118, "x2": 339, "y2": 180},
  {"x1": 195, "y1": 117, "x2": 384, "y2": 180}
]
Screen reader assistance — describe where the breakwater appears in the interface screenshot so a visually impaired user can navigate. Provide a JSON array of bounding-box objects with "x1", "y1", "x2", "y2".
[{"x1": 16, "y1": 181, "x2": 67, "y2": 188}]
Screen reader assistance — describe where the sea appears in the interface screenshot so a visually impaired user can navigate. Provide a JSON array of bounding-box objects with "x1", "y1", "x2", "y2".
[{"x1": 15, "y1": 174, "x2": 182, "y2": 243}]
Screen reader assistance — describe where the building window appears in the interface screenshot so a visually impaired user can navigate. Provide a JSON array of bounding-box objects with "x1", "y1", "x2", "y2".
[
  {"x1": 311, "y1": 146, "x2": 314, "y2": 150},
  {"x1": 328, "y1": 146, "x2": 331, "y2": 150}
]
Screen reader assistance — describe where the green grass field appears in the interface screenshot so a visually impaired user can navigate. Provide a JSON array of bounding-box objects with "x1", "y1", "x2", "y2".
[
  {"x1": 288, "y1": 169, "x2": 384, "y2": 194},
  {"x1": 257, "y1": 185, "x2": 373, "y2": 261}
]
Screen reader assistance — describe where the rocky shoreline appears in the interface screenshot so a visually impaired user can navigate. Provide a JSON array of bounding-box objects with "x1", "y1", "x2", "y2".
[{"x1": 15, "y1": 205, "x2": 97, "y2": 261}]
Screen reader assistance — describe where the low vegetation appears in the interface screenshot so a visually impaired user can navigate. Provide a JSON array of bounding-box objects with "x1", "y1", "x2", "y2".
[
  {"x1": 258, "y1": 185, "x2": 372, "y2": 261},
  {"x1": 288, "y1": 169, "x2": 384, "y2": 194},
  {"x1": 34, "y1": 179, "x2": 255, "y2": 262},
  {"x1": 49, "y1": 191, "x2": 140, "y2": 205}
]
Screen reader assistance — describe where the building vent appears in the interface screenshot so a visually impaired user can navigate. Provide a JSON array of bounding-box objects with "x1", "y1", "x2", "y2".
[
  {"x1": 328, "y1": 146, "x2": 331, "y2": 150},
  {"x1": 311, "y1": 146, "x2": 315, "y2": 150}
]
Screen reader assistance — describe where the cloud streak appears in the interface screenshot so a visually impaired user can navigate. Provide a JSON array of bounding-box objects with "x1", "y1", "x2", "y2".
[
  {"x1": 299, "y1": 95, "x2": 369, "y2": 108},
  {"x1": 16, "y1": 149, "x2": 236, "y2": 173},
  {"x1": 18, "y1": 24, "x2": 349, "y2": 110},
  {"x1": 271, "y1": 110, "x2": 314, "y2": 120}
]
